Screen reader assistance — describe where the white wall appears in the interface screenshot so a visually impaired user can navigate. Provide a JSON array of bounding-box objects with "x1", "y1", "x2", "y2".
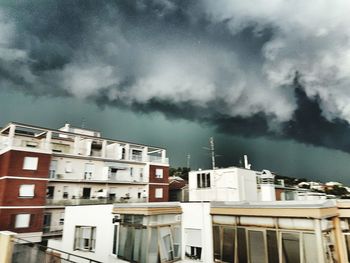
[
  {"x1": 180, "y1": 203, "x2": 212, "y2": 263},
  {"x1": 188, "y1": 167, "x2": 258, "y2": 202},
  {"x1": 49, "y1": 204, "x2": 116, "y2": 263}
]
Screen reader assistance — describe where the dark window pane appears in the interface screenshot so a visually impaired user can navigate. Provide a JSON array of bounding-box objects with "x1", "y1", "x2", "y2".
[
  {"x1": 112, "y1": 225, "x2": 118, "y2": 255},
  {"x1": 222, "y1": 227, "x2": 235, "y2": 263},
  {"x1": 267, "y1": 230, "x2": 279, "y2": 263},
  {"x1": 213, "y1": 226, "x2": 221, "y2": 260},
  {"x1": 237, "y1": 228, "x2": 248, "y2": 263},
  {"x1": 282, "y1": 233, "x2": 300, "y2": 263},
  {"x1": 248, "y1": 230, "x2": 266, "y2": 263},
  {"x1": 124, "y1": 227, "x2": 135, "y2": 260}
]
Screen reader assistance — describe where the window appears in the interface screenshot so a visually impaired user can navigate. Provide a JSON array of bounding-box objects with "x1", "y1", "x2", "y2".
[
  {"x1": 84, "y1": 163, "x2": 94, "y2": 179},
  {"x1": 47, "y1": 186, "x2": 54, "y2": 199},
  {"x1": 65, "y1": 161, "x2": 73, "y2": 173},
  {"x1": 59, "y1": 212, "x2": 65, "y2": 225},
  {"x1": 197, "y1": 173, "x2": 210, "y2": 188},
  {"x1": 74, "y1": 226, "x2": 96, "y2": 251},
  {"x1": 282, "y1": 232, "x2": 300, "y2": 262},
  {"x1": 130, "y1": 167, "x2": 133, "y2": 176},
  {"x1": 19, "y1": 184, "x2": 35, "y2": 197},
  {"x1": 23, "y1": 157, "x2": 38, "y2": 170},
  {"x1": 63, "y1": 186, "x2": 69, "y2": 199},
  {"x1": 15, "y1": 214, "x2": 31, "y2": 228},
  {"x1": 185, "y1": 228, "x2": 202, "y2": 260},
  {"x1": 112, "y1": 225, "x2": 118, "y2": 255},
  {"x1": 49, "y1": 160, "x2": 57, "y2": 178},
  {"x1": 155, "y1": 188, "x2": 163, "y2": 198},
  {"x1": 155, "y1": 168, "x2": 163, "y2": 179}
]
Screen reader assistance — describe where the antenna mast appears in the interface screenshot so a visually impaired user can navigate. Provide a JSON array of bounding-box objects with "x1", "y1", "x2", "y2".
[
  {"x1": 186, "y1": 154, "x2": 191, "y2": 169},
  {"x1": 210, "y1": 137, "x2": 216, "y2": 169}
]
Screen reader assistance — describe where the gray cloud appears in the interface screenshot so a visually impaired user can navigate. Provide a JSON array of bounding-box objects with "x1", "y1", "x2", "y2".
[{"x1": 1, "y1": 1, "x2": 350, "y2": 152}]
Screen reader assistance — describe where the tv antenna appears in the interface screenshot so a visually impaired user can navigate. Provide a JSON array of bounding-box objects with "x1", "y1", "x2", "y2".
[
  {"x1": 202, "y1": 137, "x2": 220, "y2": 169},
  {"x1": 186, "y1": 154, "x2": 191, "y2": 169}
]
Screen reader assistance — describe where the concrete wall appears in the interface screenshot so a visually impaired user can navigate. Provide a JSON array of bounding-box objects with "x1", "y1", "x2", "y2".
[
  {"x1": 180, "y1": 202, "x2": 212, "y2": 263},
  {"x1": 188, "y1": 167, "x2": 258, "y2": 202},
  {"x1": 49, "y1": 204, "x2": 116, "y2": 263}
]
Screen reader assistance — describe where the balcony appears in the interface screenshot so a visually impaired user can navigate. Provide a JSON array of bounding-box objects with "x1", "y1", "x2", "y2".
[{"x1": 46, "y1": 197, "x2": 146, "y2": 206}]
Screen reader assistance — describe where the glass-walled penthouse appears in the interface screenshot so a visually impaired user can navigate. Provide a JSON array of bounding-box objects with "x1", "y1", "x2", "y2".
[{"x1": 211, "y1": 201, "x2": 342, "y2": 263}]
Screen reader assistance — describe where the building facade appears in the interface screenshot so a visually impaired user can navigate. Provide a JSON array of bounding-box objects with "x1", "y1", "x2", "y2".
[{"x1": 0, "y1": 122, "x2": 169, "y2": 241}]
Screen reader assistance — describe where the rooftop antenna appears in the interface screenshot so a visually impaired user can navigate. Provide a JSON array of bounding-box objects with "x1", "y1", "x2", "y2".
[
  {"x1": 203, "y1": 137, "x2": 218, "y2": 169},
  {"x1": 186, "y1": 154, "x2": 191, "y2": 169}
]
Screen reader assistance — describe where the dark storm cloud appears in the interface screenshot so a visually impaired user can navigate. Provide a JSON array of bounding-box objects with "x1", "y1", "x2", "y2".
[{"x1": 1, "y1": 0, "x2": 350, "y2": 153}]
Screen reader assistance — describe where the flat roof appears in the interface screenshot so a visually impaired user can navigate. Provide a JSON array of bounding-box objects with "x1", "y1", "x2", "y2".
[{"x1": 1, "y1": 122, "x2": 166, "y2": 150}]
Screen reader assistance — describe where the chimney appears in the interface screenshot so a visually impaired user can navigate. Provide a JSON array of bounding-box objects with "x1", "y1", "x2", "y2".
[
  {"x1": 259, "y1": 170, "x2": 276, "y2": 201},
  {"x1": 244, "y1": 155, "x2": 251, "y2": 169}
]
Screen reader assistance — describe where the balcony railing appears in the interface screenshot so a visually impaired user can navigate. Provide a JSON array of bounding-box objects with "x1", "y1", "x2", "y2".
[
  {"x1": 11, "y1": 237, "x2": 102, "y2": 263},
  {"x1": 46, "y1": 197, "x2": 146, "y2": 206}
]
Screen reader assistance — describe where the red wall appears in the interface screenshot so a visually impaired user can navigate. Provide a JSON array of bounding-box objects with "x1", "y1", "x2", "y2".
[
  {"x1": 149, "y1": 165, "x2": 169, "y2": 183},
  {"x1": 0, "y1": 150, "x2": 51, "y2": 178},
  {"x1": 0, "y1": 179, "x2": 47, "y2": 206},
  {"x1": 148, "y1": 184, "x2": 169, "y2": 202},
  {"x1": 148, "y1": 165, "x2": 169, "y2": 202},
  {"x1": 0, "y1": 150, "x2": 51, "y2": 233},
  {"x1": 0, "y1": 208, "x2": 44, "y2": 233}
]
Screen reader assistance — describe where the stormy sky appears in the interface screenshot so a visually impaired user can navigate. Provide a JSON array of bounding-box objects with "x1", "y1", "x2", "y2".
[{"x1": 1, "y1": 0, "x2": 350, "y2": 183}]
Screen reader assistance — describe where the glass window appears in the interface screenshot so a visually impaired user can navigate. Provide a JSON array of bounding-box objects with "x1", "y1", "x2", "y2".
[
  {"x1": 267, "y1": 230, "x2": 279, "y2": 263},
  {"x1": 112, "y1": 225, "x2": 118, "y2": 255},
  {"x1": 156, "y1": 168, "x2": 163, "y2": 178},
  {"x1": 303, "y1": 233, "x2": 317, "y2": 263},
  {"x1": 74, "y1": 226, "x2": 96, "y2": 252},
  {"x1": 282, "y1": 232, "x2": 300, "y2": 263},
  {"x1": 133, "y1": 228, "x2": 142, "y2": 261},
  {"x1": 248, "y1": 230, "x2": 266, "y2": 263},
  {"x1": 118, "y1": 225, "x2": 127, "y2": 258},
  {"x1": 148, "y1": 227, "x2": 159, "y2": 263},
  {"x1": 222, "y1": 227, "x2": 235, "y2": 263},
  {"x1": 15, "y1": 214, "x2": 31, "y2": 228},
  {"x1": 19, "y1": 184, "x2": 34, "y2": 197},
  {"x1": 345, "y1": 234, "x2": 350, "y2": 261},
  {"x1": 197, "y1": 173, "x2": 211, "y2": 188},
  {"x1": 213, "y1": 226, "x2": 221, "y2": 261},
  {"x1": 237, "y1": 227, "x2": 248, "y2": 263},
  {"x1": 65, "y1": 161, "x2": 73, "y2": 173},
  {"x1": 172, "y1": 225, "x2": 181, "y2": 259},
  {"x1": 23, "y1": 157, "x2": 38, "y2": 170},
  {"x1": 159, "y1": 227, "x2": 174, "y2": 261},
  {"x1": 155, "y1": 188, "x2": 163, "y2": 198}
]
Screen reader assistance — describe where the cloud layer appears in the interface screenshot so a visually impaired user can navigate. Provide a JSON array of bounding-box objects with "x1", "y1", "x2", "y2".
[{"x1": 1, "y1": 0, "x2": 350, "y2": 151}]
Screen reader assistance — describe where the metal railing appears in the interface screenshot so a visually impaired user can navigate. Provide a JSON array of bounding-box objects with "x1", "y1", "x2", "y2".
[
  {"x1": 11, "y1": 237, "x2": 102, "y2": 263},
  {"x1": 46, "y1": 197, "x2": 146, "y2": 206}
]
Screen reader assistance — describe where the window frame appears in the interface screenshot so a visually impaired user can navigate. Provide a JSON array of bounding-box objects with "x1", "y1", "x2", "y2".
[
  {"x1": 155, "y1": 168, "x2": 164, "y2": 179},
  {"x1": 19, "y1": 184, "x2": 35, "y2": 198},
  {"x1": 155, "y1": 188, "x2": 163, "y2": 199},
  {"x1": 74, "y1": 226, "x2": 96, "y2": 252},
  {"x1": 15, "y1": 214, "x2": 31, "y2": 228},
  {"x1": 23, "y1": 157, "x2": 39, "y2": 170}
]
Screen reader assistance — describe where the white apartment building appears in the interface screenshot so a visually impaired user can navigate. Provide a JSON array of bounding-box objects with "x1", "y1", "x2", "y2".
[{"x1": 0, "y1": 122, "x2": 170, "y2": 241}]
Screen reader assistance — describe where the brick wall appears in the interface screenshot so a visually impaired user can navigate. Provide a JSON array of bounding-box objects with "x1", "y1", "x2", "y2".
[{"x1": 0, "y1": 208, "x2": 44, "y2": 233}]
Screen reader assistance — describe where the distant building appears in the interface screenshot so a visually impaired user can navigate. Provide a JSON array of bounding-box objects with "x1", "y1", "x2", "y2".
[
  {"x1": 0, "y1": 122, "x2": 169, "y2": 242},
  {"x1": 188, "y1": 167, "x2": 260, "y2": 202}
]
